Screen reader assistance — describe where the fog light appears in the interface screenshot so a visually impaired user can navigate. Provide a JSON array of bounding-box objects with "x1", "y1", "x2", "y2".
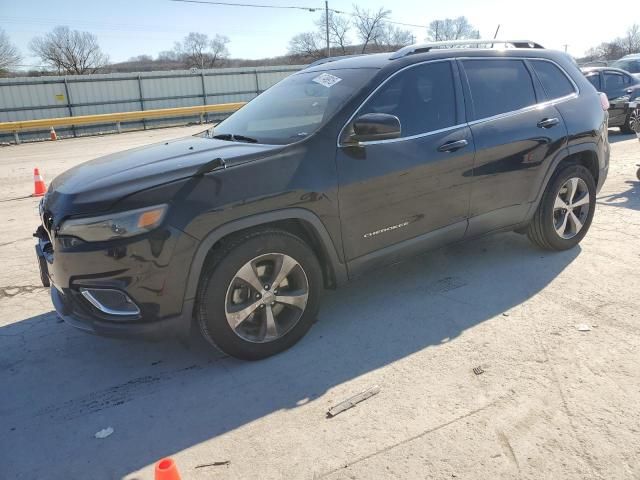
[{"x1": 80, "y1": 288, "x2": 140, "y2": 316}]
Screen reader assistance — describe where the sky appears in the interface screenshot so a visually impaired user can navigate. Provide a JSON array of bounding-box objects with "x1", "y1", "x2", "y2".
[{"x1": 1, "y1": 0, "x2": 637, "y2": 68}]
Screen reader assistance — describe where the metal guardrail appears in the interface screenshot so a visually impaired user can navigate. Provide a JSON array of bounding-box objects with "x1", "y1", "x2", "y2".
[{"x1": 0, "y1": 102, "x2": 246, "y2": 143}]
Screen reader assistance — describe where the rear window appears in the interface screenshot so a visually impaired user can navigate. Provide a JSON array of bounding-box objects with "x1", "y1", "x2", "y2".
[
  {"x1": 462, "y1": 59, "x2": 537, "y2": 119},
  {"x1": 531, "y1": 60, "x2": 575, "y2": 99}
]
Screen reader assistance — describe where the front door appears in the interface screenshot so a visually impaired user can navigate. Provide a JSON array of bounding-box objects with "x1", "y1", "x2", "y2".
[{"x1": 336, "y1": 60, "x2": 474, "y2": 266}]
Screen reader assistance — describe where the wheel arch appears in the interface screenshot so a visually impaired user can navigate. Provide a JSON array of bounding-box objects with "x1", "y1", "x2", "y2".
[
  {"x1": 182, "y1": 208, "x2": 347, "y2": 314},
  {"x1": 520, "y1": 144, "x2": 600, "y2": 227}
]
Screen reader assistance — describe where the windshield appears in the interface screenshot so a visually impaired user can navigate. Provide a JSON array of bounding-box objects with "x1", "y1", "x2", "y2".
[
  {"x1": 611, "y1": 59, "x2": 640, "y2": 74},
  {"x1": 208, "y1": 68, "x2": 378, "y2": 145}
]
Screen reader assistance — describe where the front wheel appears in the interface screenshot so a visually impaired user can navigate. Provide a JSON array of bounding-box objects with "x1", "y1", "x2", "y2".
[
  {"x1": 196, "y1": 229, "x2": 323, "y2": 360},
  {"x1": 621, "y1": 108, "x2": 639, "y2": 134},
  {"x1": 527, "y1": 164, "x2": 596, "y2": 250}
]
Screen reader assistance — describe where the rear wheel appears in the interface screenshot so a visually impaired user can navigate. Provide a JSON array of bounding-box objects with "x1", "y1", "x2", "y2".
[
  {"x1": 527, "y1": 165, "x2": 596, "y2": 250},
  {"x1": 196, "y1": 229, "x2": 322, "y2": 360}
]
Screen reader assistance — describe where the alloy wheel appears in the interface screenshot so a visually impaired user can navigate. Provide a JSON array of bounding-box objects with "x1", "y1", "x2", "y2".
[
  {"x1": 224, "y1": 253, "x2": 309, "y2": 343},
  {"x1": 553, "y1": 177, "x2": 590, "y2": 239},
  {"x1": 629, "y1": 108, "x2": 639, "y2": 134}
]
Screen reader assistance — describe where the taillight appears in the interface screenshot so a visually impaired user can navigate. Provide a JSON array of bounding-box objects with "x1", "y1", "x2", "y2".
[{"x1": 599, "y1": 92, "x2": 610, "y2": 111}]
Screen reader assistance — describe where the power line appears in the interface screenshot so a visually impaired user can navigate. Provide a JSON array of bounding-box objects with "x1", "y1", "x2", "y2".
[
  {"x1": 170, "y1": 0, "x2": 321, "y2": 12},
  {"x1": 170, "y1": 0, "x2": 426, "y2": 29}
]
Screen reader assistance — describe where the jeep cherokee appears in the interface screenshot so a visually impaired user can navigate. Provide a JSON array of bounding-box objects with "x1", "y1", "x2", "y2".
[{"x1": 35, "y1": 39, "x2": 610, "y2": 360}]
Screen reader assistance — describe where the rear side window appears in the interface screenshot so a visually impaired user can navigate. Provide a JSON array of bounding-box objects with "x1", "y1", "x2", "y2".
[
  {"x1": 585, "y1": 73, "x2": 601, "y2": 90},
  {"x1": 530, "y1": 60, "x2": 575, "y2": 99},
  {"x1": 462, "y1": 59, "x2": 537, "y2": 119},
  {"x1": 359, "y1": 61, "x2": 457, "y2": 137}
]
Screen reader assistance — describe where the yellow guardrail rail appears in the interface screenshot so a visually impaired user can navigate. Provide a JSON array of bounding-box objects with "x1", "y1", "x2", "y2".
[{"x1": 0, "y1": 102, "x2": 246, "y2": 142}]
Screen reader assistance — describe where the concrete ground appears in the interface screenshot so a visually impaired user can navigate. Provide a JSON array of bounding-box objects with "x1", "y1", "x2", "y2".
[{"x1": 1, "y1": 126, "x2": 639, "y2": 480}]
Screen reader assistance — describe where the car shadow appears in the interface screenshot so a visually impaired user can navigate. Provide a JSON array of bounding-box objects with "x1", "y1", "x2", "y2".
[
  {"x1": 1, "y1": 232, "x2": 580, "y2": 479},
  {"x1": 608, "y1": 129, "x2": 638, "y2": 143},
  {"x1": 597, "y1": 180, "x2": 640, "y2": 211}
]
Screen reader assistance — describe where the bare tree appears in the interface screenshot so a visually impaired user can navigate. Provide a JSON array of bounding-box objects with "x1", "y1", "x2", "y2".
[
  {"x1": 315, "y1": 10, "x2": 352, "y2": 55},
  {"x1": 0, "y1": 29, "x2": 21, "y2": 73},
  {"x1": 620, "y1": 24, "x2": 640, "y2": 55},
  {"x1": 30, "y1": 26, "x2": 109, "y2": 74},
  {"x1": 352, "y1": 6, "x2": 391, "y2": 53},
  {"x1": 585, "y1": 40, "x2": 626, "y2": 62},
  {"x1": 377, "y1": 24, "x2": 414, "y2": 49},
  {"x1": 426, "y1": 16, "x2": 478, "y2": 42},
  {"x1": 288, "y1": 32, "x2": 324, "y2": 60},
  {"x1": 174, "y1": 32, "x2": 229, "y2": 69}
]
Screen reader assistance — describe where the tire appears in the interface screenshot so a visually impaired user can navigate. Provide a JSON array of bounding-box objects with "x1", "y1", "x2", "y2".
[
  {"x1": 527, "y1": 164, "x2": 596, "y2": 251},
  {"x1": 196, "y1": 229, "x2": 322, "y2": 360},
  {"x1": 620, "y1": 108, "x2": 639, "y2": 134}
]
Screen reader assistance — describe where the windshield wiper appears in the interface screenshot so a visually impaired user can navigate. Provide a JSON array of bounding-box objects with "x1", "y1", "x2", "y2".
[{"x1": 212, "y1": 133, "x2": 258, "y2": 143}]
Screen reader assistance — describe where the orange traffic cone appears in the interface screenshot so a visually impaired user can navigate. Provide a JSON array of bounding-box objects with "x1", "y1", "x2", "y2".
[
  {"x1": 32, "y1": 168, "x2": 47, "y2": 197},
  {"x1": 50, "y1": 127, "x2": 57, "y2": 141},
  {"x1": 155, "y1": 458, "x2": 181, "y2": 480}
]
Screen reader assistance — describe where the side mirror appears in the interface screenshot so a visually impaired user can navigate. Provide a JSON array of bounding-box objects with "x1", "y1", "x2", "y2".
[{"x1": 350, "y1": 113, "x2": 401, "y2": 143}]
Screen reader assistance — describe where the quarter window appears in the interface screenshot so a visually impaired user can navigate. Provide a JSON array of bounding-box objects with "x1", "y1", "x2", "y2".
[
  {"x1": 357, "y1": 61, "x2": 457, "y2": 137},
  {"x1": 462, "y1": 59, "x2": 537, "y2": 119},
  {"x1": 530, "y1": 60, "x2": 575, "y2": 99}
]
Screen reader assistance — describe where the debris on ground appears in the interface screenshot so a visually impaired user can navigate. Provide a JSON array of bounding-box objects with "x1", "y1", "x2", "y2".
[
  {"x1": 94, "y1": 427, "x2": 114, "y2": 439},
  {"x1": 327, "y1": 385, "x2": 381, "y2": 418},
  {"x1": 195, "y1": 460, "x2": 230, "y2": 469},
  {"x1": 473, "y1": 366, "x2": 485, "y2": 375},
  {"x1": 575, "y1": 324, "x2": 592, "y2": 332}
]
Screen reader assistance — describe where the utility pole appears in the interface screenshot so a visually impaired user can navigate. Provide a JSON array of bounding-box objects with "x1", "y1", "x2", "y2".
[
  {"x1": 325, "y1": 1, "x2": 330, "y2": 57},
  {"x1": 562, "y1": 44, "x2": 569, "y2": 52}
]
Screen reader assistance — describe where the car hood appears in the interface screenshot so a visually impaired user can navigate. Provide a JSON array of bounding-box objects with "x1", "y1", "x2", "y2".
[{"x1": 44, "y1": 136, "x2": 282, "y2": 216}]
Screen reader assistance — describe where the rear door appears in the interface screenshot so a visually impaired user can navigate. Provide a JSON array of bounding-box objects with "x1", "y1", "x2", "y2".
[
  {"x1": 336, "y1": 60, "x2": 473, "y2": 267},
  {"x1": 460, "y1": 58, "x2": 569, "y2": 235}
]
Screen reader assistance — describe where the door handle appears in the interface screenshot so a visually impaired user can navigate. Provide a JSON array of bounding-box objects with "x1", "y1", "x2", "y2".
[
  {"x1": 437, "y1": 139, "x2": 468, "y2": 152},
  {"x1": 537, "y1": 117, "x2": 560, "y2": 128}
]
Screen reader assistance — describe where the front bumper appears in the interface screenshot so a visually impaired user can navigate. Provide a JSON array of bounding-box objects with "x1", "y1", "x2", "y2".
[
  {"x1": 35, "y1": 223, "x2": 198, "y2": 340},
  {"x1": 50, "y1": 286, "x2": 192, "y2": 339}
]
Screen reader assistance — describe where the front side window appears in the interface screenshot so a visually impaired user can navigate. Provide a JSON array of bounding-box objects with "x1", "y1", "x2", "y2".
[
  {"x1": 585, "y1": 73, "x2": 601, "y2": 90},
  {"x1": 603, "y1": 72, "x2": 625, "y2": 95},
  {"x1": 530, "y1": 60, "x2": 575, "y2": 100},
  {"x1": 462, "y1": 59, "x2": 537, "y2": 119},
  {"x1": 356, "y1": 61, "x2": 457, "y2": 137},
  {"x1": 210, "y1": 68, "x2": 378, "y2": 145}
]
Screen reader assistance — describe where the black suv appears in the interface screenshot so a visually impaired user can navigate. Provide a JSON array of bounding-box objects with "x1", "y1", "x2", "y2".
[{"x1": 36, "y1": 40, "x2": 609, "y2": 360}]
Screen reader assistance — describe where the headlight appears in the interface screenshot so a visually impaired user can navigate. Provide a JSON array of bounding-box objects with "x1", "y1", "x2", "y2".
[{"x1": 58, "y1": 205, "x2": 168, "y2": 242}]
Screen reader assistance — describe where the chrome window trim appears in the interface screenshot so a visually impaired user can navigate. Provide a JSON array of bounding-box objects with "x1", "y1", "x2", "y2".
[
  {"x1": 358, "y1": 123, "x2": 467, "y2": 146},
  {"x1": 337, "y1": 56, "x2": 579, "y2": 147}
]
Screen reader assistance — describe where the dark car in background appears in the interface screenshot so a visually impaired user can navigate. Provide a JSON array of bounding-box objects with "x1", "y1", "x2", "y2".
[
  {"x1": 582, "y1": 66, "x2": 640, "y2": 133},
  {"x1": 611, "y1": 54, "x2": 640, "y2": 79},
  {"x1": 36, "y1": 39, "x2": 610, "y2": 360}
]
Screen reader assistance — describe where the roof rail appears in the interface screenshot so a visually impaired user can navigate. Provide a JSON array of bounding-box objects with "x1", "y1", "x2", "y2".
[
  {"x1": 305, "y1": 54, "x2": 367, "y2": 69},
  {"x1": 389, "y1": 39, "x2": 544, "y2": 60}
]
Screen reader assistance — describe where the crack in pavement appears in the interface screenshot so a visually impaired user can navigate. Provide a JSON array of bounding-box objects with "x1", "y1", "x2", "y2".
[
  {"x1": 0, "y1": 285, "x2": 46, "y2": 299},
  {"x1": 316, "y1": 395, "x2": 510, "y2": 479}
]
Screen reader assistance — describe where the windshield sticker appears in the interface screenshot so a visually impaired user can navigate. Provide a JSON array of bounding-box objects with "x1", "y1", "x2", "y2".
[{"x1": 312, "y1": 73, "x2": 342, "y2": 88}]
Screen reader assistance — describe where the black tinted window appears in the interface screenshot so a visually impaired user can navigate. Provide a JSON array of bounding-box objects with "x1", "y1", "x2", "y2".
[
  {"x1": 586, "y1": 73, "x2": 601, "y2": 90},
  {"x1": 531, "y1": 60, "x2": 575, "y2": 99},
  {"x1": 462, "y1": 59, "x2": 536, "y2": 119},
  {"x1": 358, "y1": 61, "x2": 456, "y2": 137}
]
